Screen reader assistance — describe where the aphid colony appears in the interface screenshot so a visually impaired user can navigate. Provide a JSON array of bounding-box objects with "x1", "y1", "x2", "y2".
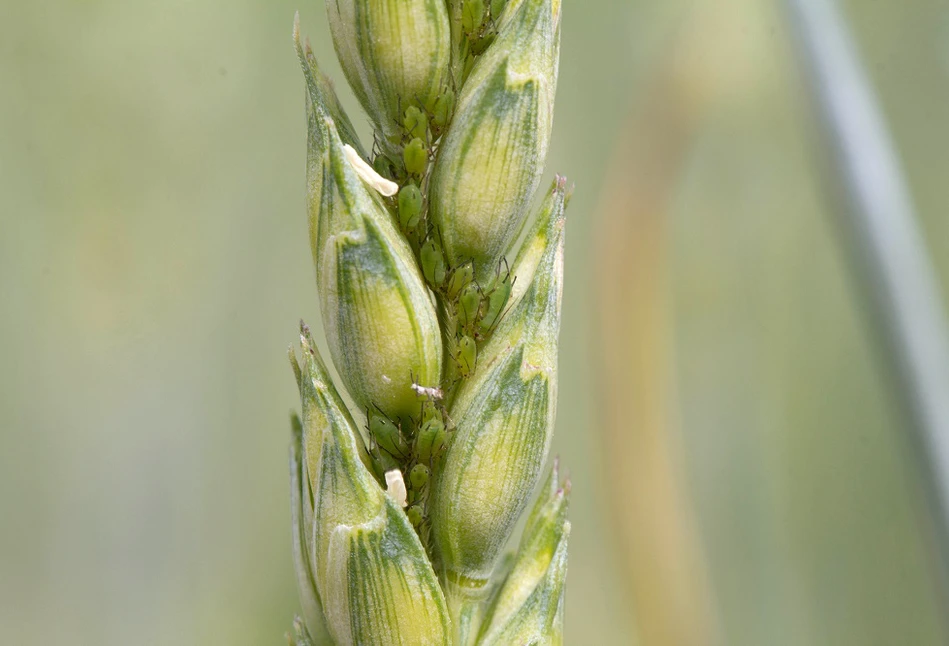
[{"x1": 340, "y1": 0, "x2": 520, "y2": 542}]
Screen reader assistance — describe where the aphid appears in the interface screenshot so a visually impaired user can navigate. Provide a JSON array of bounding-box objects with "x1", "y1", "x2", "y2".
[
  {"x1": 415, "y1": 417, "x2": 447, "y2": 463},
  {"x1": 373, "y1": 154, "x2": 394, "y2": 180},
  {"x1": 368, "y1": 453, "x2": 386, "y2": 482},
  {"x1": 372, "y1": 135, "x2": 405, "y2": 180},
  {"x1": 461, "y1": 0, "x2": 485, "y2": 35},
  {"x1": 398, "y1": 183, "x2": 423, "y2": 232},
  {"x1": 446, "y1": 262, "x2": 474, "y2": 300},
  {"x1": 403, "y1": 137, "x2": 428, "y2": 176},
  {"x1": 432, "y1": 90, "x2": 455, "y2": 129},
  {"x1": 369, "y1": 447, "x2": 399, "y2": 483},
  {"x1": 470, "y1": 31, "x2": 496, "y2": 56},
  {"x1": 417, "y1": 400, "x2": 447, "y2": 441},
  {"x1": 403, "y1": 105, "x2": 428, "y2": 141},
  {"x1": 370, "y1": 410, "x2": 409, "y2": 459},
  {"x1": 406, "y1": 505, "x2": 424, "y2": 528},
  {"x1": 456, "y1": 334, "x2": 477, "y2": 378},
  {"x1": 458, "y1": 282, "x2": 483, "y2": 328},
  {"x1": 410, "y1": 463, "x2": 431, "y2": 490},
  {"x1": 479, "y1": 261, "x2": 514, "y2": 334},
  {"x1": 421, "y1": 236, "x2": 447, "y2": 287}
]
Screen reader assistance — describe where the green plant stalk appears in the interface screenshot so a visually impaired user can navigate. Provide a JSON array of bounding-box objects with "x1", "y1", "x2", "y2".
[
  {"x1": 785, "y1": 0, "x2": 949, "y2": 606},
  {"x1": 286, "y1": 0, "x2": 570, "y2": 643}
]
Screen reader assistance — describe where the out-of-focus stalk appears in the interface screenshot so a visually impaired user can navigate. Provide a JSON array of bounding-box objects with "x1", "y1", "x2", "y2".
[
  {"x1": 784, "y1": 0, "x2": 949, "y2": 601},
  {"x1": 593, "y1": 11, "x2": 728, "y2": 646}
]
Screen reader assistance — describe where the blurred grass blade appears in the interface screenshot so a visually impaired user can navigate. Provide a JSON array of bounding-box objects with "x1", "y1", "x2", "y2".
[{"x1": 785, "y1": 0, "x2": 949, "y2": 592}]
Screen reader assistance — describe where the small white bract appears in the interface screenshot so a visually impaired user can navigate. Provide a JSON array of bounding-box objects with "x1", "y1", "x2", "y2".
[
  {"x1": 385, "y1": 469, "x2": 408, "y2": 508},
  {"x1": 343, "y1": 144, "x2": 399, "y2": 196}
]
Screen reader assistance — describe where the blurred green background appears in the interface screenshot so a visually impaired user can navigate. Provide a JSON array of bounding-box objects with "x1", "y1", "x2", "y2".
[{"x1": 3, "y1": 0, "x2": 949, "y2": 644}]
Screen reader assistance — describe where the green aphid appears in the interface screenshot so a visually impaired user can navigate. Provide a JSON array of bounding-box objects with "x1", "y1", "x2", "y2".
[
  {"x1": 373, "y1": 154, "x2": 394, "y2": 180},
  {"x1": 479, "y1": 275, "x2": 513, "y2": 334},
  {"x1": 446, "y1": 262, "x2": 474, "y2": 300},
  {"x1": 421, "y1": 237, "x2": 447, "y2": 287},
  {"x1": 403, "y1": 105, "x2": 428, "y2": 141},
  {"x1": 416, "y1": 417, "x2": 447, "y2": 463},
  {"x1": 432, "y1": 90, "x2": 455, "y2": 129},
  {"x1": 470, "y1": 31, "x2": 496, "y2": 56},
  {"x1": 490, "y1": 0, "x2": 507, "y2": 19},
  {"x1": 369, "y1": 454, "x2": 386, "y2": 483},
  {"x1": 398, "y1": 183, "x2": 423, "y2": 232},
  {"x1": 370, "y1": 447, "x2": 400, "y2": 483},
  {"x1": 459, "y1": 282, "x2": 483, "y2": 327},
  {"x1": 410, "y1": 463, "x2": 431, "y2": 490},
  {"x1": 407, "y1": 505, "x2": 424, "y2": 528},
  {"x1": 403, "y1": 137, "x2": 428, "y2": 176},
  {"x1": 421, "y1": 400, "x2": 443, "y2": 425},
  {"x1": 457, "y1": 334, "x2": 477, "y2": 377},
  {"x1": 462, "y1": 0, "x2": 485, "y2": 35},
  {"x1": 370, "y1": 411, "x2": 409, "y2": 459}
]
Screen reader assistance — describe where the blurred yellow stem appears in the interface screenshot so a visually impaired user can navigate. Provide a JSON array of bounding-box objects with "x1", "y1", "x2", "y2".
[{"x1": 594, "y1": 25, "x2": 720, "y2": 646}]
